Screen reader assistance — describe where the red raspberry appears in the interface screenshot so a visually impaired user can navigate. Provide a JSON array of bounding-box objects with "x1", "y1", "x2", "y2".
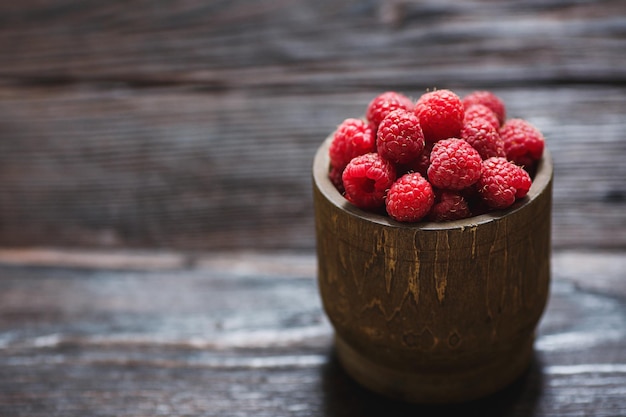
[
  {"x1": 461, "y1": 116, "x2": 506, "y2": 160},
  {"x1": 329, "y1": 118, "x2": 376, "y2": 171},
  {"x1": 376, "y1": 109, "x2": 425, "y2": 164},
  {"x1": 427, "y1": 138, "x2": 482, "y2": 190},
  {"x1": 328, "y1": 165, "x2": 344, "y2": 193},
  {"x1": 366, "y1": 91, "x2": 414, "y2": 129},
  {"x1": 398, "y1": 141, "x2": 432, "y2": 177},
  {"x1": 428, "y1": 190, "x2": 471, "y2": 222},
  {"x1": 414, "y1": 89, "x2": 465, "y2": 143},
  {"x1": 464, "y1": 104, "x2": 500, "y2": 131},
  {"x1": 477, "y1": 157, "x2": 532, "y2": 209},
  {"x1": 342, "y1": 153, "x2": 396, "y2": 210},
  {"x1": 385, "y1": 173, "x2": 434, "y2": 222},
  {"x1": 459, "y1": 185, "x2": 491, "y2": 217},
  {"x1": 499, "y1": 118, "x2": 545, "y2": 167},
  {"x1": 462, "y1": 91, "x2": 506, "y2": 125}
]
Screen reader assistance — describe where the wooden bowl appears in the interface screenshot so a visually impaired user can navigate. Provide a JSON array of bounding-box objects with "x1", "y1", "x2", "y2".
[{"x1": 313, "y1": 136, "x2": 553, "y2": 403}]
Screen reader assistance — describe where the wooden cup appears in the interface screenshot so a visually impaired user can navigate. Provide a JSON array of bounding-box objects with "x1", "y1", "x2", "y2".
[{"x1": 313, "y1": 136, "x2": 553, "y2": 403}]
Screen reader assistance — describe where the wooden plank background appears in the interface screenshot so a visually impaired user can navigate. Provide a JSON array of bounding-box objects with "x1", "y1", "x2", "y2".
[{"x1": 1, "y1": 0, "x2": 625, "y2": 251}]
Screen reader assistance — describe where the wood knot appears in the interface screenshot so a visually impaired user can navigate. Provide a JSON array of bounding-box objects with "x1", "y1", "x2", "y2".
[{"x1": 448, "y1": 331, "x2": 461, "y2": 348}]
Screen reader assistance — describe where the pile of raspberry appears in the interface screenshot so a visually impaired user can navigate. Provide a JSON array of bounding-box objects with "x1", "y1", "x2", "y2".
[{"x1": 328, "y1": 89, "x2": 545, "y2": 223}]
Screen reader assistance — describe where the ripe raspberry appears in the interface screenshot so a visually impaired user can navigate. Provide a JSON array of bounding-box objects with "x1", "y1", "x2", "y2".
[
  {"x1": 329, "y1": 118, "x2": 376, "y2": 171},
  {"x1": 462, "y1": 91, "x2": 506, "y2": 125},
  {"x1": 328, "y1": 165, "x2": 344, "y2": 193},
  {"x1": 342, "y1": 153, "x2": 396, "y2": 210},
  {"x1": 428, "y1": 190, "x2": 471, "y2": 222},
  {"x1": 414, "y1": 89, "x2": 465, "y2": 143},
  {"x1": 477, "y1": 157, "x2": 532, "y2": 209},
  {"x1": 397, "y1": 141, "x2": 432, "y2": 177},
  {"x1": 427, "y1": 138, "x2": 482, "y2": 190},
  {"x1": 376, "y1": 109, "x2": 425, "y2": 164},
  {"x1": 460, "y1": 185, "x2": 491, "y2": 217},
  {"x1": 366, "y1": 91, "x2": 414, "y2": 129},
  {"x1": 464, "y1": 104, "x2": 500, "y2": 131},
  {"x1": 461, "y1": 116, "x2": 506, "y2": 160},
  {"x1": 386, "y1": 173, "x2": 434, "y2": 222},
  {"x1": 499, "y1": 118, "x2": 545, "y2": 167}
]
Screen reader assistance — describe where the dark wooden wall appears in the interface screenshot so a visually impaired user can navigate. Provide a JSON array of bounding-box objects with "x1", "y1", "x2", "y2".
[{"x1": 1, "y1": 0, "x2": 625, "y2": 251}]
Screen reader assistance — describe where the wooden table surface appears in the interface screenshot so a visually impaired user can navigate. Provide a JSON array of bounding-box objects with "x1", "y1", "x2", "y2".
[
  {"x1": 0, "y1": 249, "x2": 624, "y2": 416},
  {"x1": 0, "y1": 0, "x2": 625, "y2": 415}
]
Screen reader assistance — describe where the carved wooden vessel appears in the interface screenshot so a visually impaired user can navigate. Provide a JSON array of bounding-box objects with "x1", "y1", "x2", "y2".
[{"x1": 313, "y1": 136, "x2": 553, "y2": 403}]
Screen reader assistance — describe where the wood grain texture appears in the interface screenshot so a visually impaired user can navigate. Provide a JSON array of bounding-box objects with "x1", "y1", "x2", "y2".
[
  {"x1": 0, "y1": 0, "x2": 624, "y2": 87},
  {"x1": 313, "y1": 138, "x2": 553, "y2": 402},
  {"x1": 0, "y1": 0, "x2": 625, "y2": 250},
  {"x1": 0, "y1": 250, "x2": 624, "y2": 416}
]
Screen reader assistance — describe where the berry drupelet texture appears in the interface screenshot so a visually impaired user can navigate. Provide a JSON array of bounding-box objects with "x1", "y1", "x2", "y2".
[
  {"x1": 329, "y1": 118, "x2": 376, "y2": 171},
  {"x1": 428, "y1": 190, "x2": 472, "y2": 222},
  {"x1": 427, "y1": 138, "x2": 482, "y2": 190},
  {"x1": 500, "y1": 118, "x2": 545, "y2": 168},
  {"x1": 376, "y1": 109, "x2": 425, "y2": 165},
  {"x1": 461, "y1": 116, "x2": 506, "y2": 160},
  {"x1": 464, "y1": 104, "x2": 500, "y2": 131},
  {"x1": 342, "y1": 153, "x2": 396, "y2": 210},
  {"x1": 327, "y1": 88, "x2": 546, "y2": 222},
  {"x1": 477, "y1": 157, "x2": 532, "y2": 209},
  {"x1": 386, "y1": 172, "x2": 434, "y2": 222},
  {"x1": 462, "y1": 90, "x2": 506, "y2": 125},
  {"x1": 366, "y1": 91, "x2": 414, "y2": 129},
  {"x1": 414, "y1": 89, "x2": 465, "y2": 143}
]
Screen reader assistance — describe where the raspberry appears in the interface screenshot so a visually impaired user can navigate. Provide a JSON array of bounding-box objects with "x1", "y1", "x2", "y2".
[
  {"x1": 386, "y1": 173, "x2": 434, "y2": 222},
  {"x1": 342, "y1": 153, "x2": 396, "y2": 210},
  {"x1": 427, "y1": 138, "x2": 482, "y2": 190},
  {"x1": 499, "y1": 118, "x2": 545, "y2": 167},
  {"x1": 325, "y1": 88, "x2": 546, "y2": 222},
  {"x1": 464, "y1": 104, "x2": 500, "y2": 131},
  {"x1": 414, "y1": 89, "x2": 464, "y2": 143},
  {"x1": 376, "y1": 109, "x2": 425, "y2": 164},
  {"x1": 459, "y1": 185, "x2": 491, "y2": 217},
  {"x1": 462, "y1": 91, "x2": 506, "y2": 125},
  {"x1": 329, "y1": 118, "x2": 376, "y2": 171},
  {"x1": 461, "y1": 116, "x2": 506, "y2": 160},
  {"x1": 398, "y1": 141, "x2": 432, "y2": 177},
  {"x1": 366, "y1": 91, "x2": 414, "y2": 129},
  {"x1": 477, "y1": 157, "x2": 532, "y2": 209},
  {"x1": 428, "y1": 190, "x2": 471, "y2": 222},
  {"x1": 329, "y1": 165, "x2": 344, "y2": 193}
]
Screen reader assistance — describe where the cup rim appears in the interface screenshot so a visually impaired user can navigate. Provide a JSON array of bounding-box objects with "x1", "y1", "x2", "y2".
[{"x1": 313, "y1": 135, "x2": 553, "y2": 231}]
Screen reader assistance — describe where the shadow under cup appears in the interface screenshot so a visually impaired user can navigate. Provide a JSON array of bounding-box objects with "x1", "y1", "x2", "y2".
[{"x1": 313, "y1": 137, "x2": 553, "y2": 404}]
